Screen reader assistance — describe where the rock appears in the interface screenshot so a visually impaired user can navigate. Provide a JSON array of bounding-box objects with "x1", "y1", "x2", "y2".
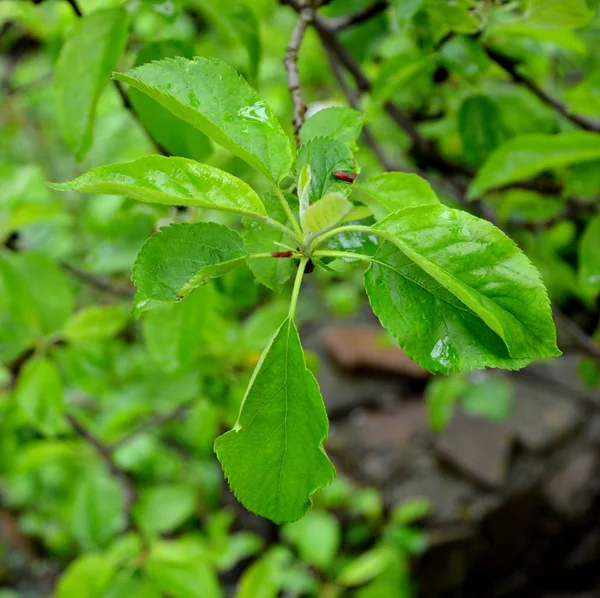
[
  {"x1": 542, "y1": 449, "x2": 600, "y2": 519},
  {"x1": 435, "y1": 412, "x2": 513, "y2": 489},
  {"x1": 507, "y1": 379, "x2": 583, "y2": 453},
  {"x1": 321, "y1": 324, "x2": 430, "y2": 379}
]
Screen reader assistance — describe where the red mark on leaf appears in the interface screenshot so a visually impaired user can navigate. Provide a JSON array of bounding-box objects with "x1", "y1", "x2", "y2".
[{"x1": 334, "y1": 171, "x2": 357, "y2": 183}]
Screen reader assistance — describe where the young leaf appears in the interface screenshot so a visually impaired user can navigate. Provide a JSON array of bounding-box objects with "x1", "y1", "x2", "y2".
[
  {"x1": 356, "y1": 172, "x2": 438, "y2": 220},
  {"x1": 15, "y1": 357, "x2": 65, "y2": 436},
  {"x1": 364, "y1": 205, "x2": 560, "y2": 372},
  {"x1": 579, "y1": 214, "x2": 600, "y2": 298},
  {"x1": 301, "y1": 192, "x2": 353, "y2": 235},
  {"x1": 55, "y1": 555, "x2": 115, "y2": 598},
  {"x1": 114, "y1": 57, "x2": 292, "y2": 182},
  {"x1": 524, "y1": 0, "x2": 593, "y2": 30},
  {"x1": 49, "y1": 156, "x2": 266, "y2": 217},
  {"x1": 62, "y1": 306, "x2": 129, "y2": 342},
  {"x1": 132, "y1": 222, "x2": 247, "y2": 302},
  {"x1": 300, "y1": 107, "x2": 364, "y2": 147},
  {"x1": 295, "y1": 138, "x2": 355, "y2": 206},
  {"x1": 215, "y1": 318, "x2": 335, "y2": 523},
  {"x1": 55, "y1": 8, "x2": 129, "y2": 159},
  {"x1": 469, "y1": 132, "x2": 600, "y2": 198}
]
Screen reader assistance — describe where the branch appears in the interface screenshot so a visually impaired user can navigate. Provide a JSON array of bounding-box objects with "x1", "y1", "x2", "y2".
[
  {"x1": 553, "y1": 309, "x2": 600, "y2": 365},
  {"x1": 66, "y1": 414, "x2": 138, "y2": 530},
  {"x1": 65, "y1": 0, "x2": 82, "y2": 16},
  {"x1": 485, "y1": 46, "x2": 600, "y2": 134},
  {"x1": 60, "y1": 262, "x2": 135, "y2": 298},
  {"x1": 285, "y1": 6, "x2": 314, "y2": 145},
  {"x1": 327, "y1": 1, "x2": 388, "y2": 31}
]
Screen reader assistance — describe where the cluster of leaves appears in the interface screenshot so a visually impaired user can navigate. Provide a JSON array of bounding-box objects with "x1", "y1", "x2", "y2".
[{"x1": 0, "y1": 0, "x2": 599, "y2": 596}]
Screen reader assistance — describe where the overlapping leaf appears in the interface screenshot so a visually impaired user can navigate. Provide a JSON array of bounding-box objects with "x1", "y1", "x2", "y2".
[
  {"x1": 215, "y1": 318, "x2": 335, "y2": 523},
  {"x1": 49, "y1": 156, "x2": 266, "y2": 217},
  {"x1": 114, "y1": 57, "x2": 292, "y2": 182},
  {"x1": 363, "y1": 205, "x2": 560, "y2": 372},
  {"x1": 133, "y1": 222, "x2": 247, "y2": 302},
  {"x1": 300, "y1": 107, "x2": 364, "y2": 147}
]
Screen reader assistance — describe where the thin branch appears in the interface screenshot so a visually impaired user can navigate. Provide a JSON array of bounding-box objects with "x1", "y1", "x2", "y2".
[
  {"x1": 60, "y1": 262, "x2": 135, "y2": 298},
  {"x1": 285, "y1": 6, "x2": 314, "y2": 145},
  {"x1": 485, "y1": 46, "x2": 600, "y2": 134},
  {"x1": 327, "y1": 1, "x2": 388, "y2": 31},
  {"x1": 553, "y1": 309, "x2": 600, "y2": 364},
  {"x1": 66, "y1": 414, "x2": 137, "y2": 529},
  {"x1": 65, "y1": 0, "x2": 83, "y2": 16}
]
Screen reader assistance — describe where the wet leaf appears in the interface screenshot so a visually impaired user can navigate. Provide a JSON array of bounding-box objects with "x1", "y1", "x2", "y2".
[{"x1": 300, "y1": 107, "x2": 364, "y2": 147}]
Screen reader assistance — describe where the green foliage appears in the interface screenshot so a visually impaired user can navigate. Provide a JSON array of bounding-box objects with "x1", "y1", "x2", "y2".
[
  {"x1": 579, "y1": 214, "x2": 600, "y2": 298},
  {"x1": 300, "y1": 107, "x2": 365, "y2": 147}
]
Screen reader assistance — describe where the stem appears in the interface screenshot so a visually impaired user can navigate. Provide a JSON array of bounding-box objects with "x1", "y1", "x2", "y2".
[
  {"x1": 246, "y1": 252, "x2": 278, "y2": 260},
  {"x1": 310, "y1": 223, "x2": 376, "y2": 251},
  {"x1": 288, "y1": 258, "x2": 308, "y2": 320},
  {"x1": 272, "y1": 184, "x2": 304, "y2": 241},
  {"x1": 313, "y1": 250, "x2": 374, "y2": 263}
]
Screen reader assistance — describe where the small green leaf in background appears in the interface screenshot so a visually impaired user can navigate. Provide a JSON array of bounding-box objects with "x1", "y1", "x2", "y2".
[
  {"x1": 372, "y1": 55, "x2": 433, "y2": 105},
  {"x1": 337, "y1": 547, "x2": 394, "y2": 587},
  {"x1": 356, "y1": 172, "x2": 439, "y2": 220},
  {"x1": 391, "y1": 0, "x2": 424, "y2": 29},
  {"x1": 461, "y1": 375, "x2": 514, "y2": 421},
  {"x1": 425, "y1": 0, "x2": 480, "y2": 34},
  {"x1": 440, "y1": 35, "x2": 490, "y2": 80},
  {"x1": 579, "y1": 214, "x2": 600, "y2": 298},
  {"x1": 300, "y1": 107, "x2": 364, "y2": 147},
  {"x1": 129, "y1": 41, "x2": 212, "y2": 162},
  {"x1": 114, "y1": 57, "x2": 292, "y2": 182},
  {"x1": 577, "y1": 356, "x2": 600, "y2": 390},
  {"x1": 133, "y1": 222, "x2": 247, "y2": 302},
  {"x1": 55, "y1": 8, "x2": 129, "y2": 159},
  {"x1": 49, "y1": 156, "x2": 266, "y2": 217},
  {"x1": 243, "y1": 193, "x2": 295, "y2": 292},
  {"x1": 282, "y1": 510, "x2": 340, "y2": 571},
  {"x1": 458, "y1": 95, "x2": 506, "y2": 166},
  {"x1": 235, "y1": 556, "x2": 281, "y2": 598},
  {"x1": 364, "y1": 205, "x2": 560, "y2": 372},
  {"x1": 295, "y1": 138, "x2": 355, "y2": 205},
  {"x1": 134, "y1": 485, "x2": 197, "y2": 535},
  {"x1": 425, "y1": 373, "x2": 467, "y2": 432},
  {"x1": 523, "y1": 0, "x2": 594, "y2": 30},
  {"x1": 144, "y1": 540, "x2": 220, "y2": 598},
  {"x1": 301, "y1": 192, "x2": 353, "y2": 235},
  {"x1": 55, "y1": 554, "x2": 115, "y2": 598},
  {"x1": 71, "y1": 471, "x2": 125, "y2": 551},
  {"x1": 469, "y1": 132, "x2": 600, "y2": 198},
  {"x1": 215, "y1": 318, "x2": 335, "y2": 523},
  {"x1": 62, "y1": 306, "x2": 128, "y2": 342},
  {"x1": 15, "y1": 357, "x2": 64, "y2": 436}
]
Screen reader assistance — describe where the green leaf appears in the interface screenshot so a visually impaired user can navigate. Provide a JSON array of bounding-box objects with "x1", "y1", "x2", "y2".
[
  {"x1": 391, "y1": 0, "x2": 424, "y2": 29},
  {"x1": 235, "y1": 557, "x2": 281, "y2": 598},
  {"x1": 356, "y1": 172, "x2": 439, "y2": 220},
  {"x1": 458, "y1": 95, "x2": 506, "y2": 166},
  {"x1": 364, "y1": 205, "x2": 560, "y2": 373},
  {"x1": 425, "y1": 0, "x2": 479, "y2": 34},
  {"x1": 243, "y1": 193, "x2": 295, "y2": 292},
  {"x1": 523, "y1": 0, "x2": 593, "y2": 30},
  {"x1": 301, "y1": 192, "x2": 353, "y2": 235},
  {"x1": 133, "y1": 484, "x2": 197, "y2": 535},
  {"x1": 579, "y1": 214, "x2": 600, "y2": 298},
  {"x1": 469, "y1": 132, "x2": 600, "y2": 198},
  {"x1": 215, "y1": 318, "x2": 335, "y2": 523},
  {"x1": 55, "y1": 8, "x2": 129, "y2": 159},
  {"x1": 300, "y1": 107, "x2": 364, "y2": 147},
  {"x1": 461, "y1": 376, "x2": 514, "y2": 421},
  {"x1": 440, "y1": 35, "x2": 490, "y2": 79},
  {"x1": 49, "y1": 156, "x2": 266, "y2": 217},
  {"x1": 425, "y1": 373, "x2": 467, "y2": 432},
  {"x1": 145, "y1": 541, "x2": 220, "y2": 598},
  {"x1": 295, "y1": 138, "x2": 355, "y2": 206},
  {"x1": 15, "y1": 357, "x2": 65, "y2": 436},
  {"x1": 114, "y1": 57, "x2": 292, "y2": 182},
  {"x1": 337, "y1": 547, "x2": 394, "y2": 587},
  {"x1": 129, "y1": 41, "x2": 212, "y2": 162},
  {"x1": 282, "y1": 510, "x2": 340, "y2": 571},
  {"x1": 62, "y1": 306, "x2": 129, "y2": 342},
  {"x1": 133, "y1": 222, "x2": 247, "y2": 302},
  {"x1": 55, "y1": 554, "x2": 115, "y2": 598}
]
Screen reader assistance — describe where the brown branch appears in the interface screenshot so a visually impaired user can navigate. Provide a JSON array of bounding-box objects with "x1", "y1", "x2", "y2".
[
  {"x1": 65, "y1": 0, "x2": 83, "y2": 16},
  {"x1": 66, "y1": 414, "x2": 138, "y2": 530},
  {"x1": 327, "y1": 1, "x2": 388, "y2": 31},
  {"x1": 60, "y1": 262, "x2": 134, "y2": 298},
  {"x1": 285, "y1": 5, "x2": 314, "y2": 145},
  {"x1": 484, "y1": 46, "x2": 600, "y2": 134}
]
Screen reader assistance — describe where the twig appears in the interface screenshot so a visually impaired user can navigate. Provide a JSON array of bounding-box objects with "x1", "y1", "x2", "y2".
[
  {"x1": 327, "y1": 1, "x2": 388, "y2": 31},
  {"x1": 60, "y1": 262, "x2": 134, "y2": 298},
  {"x1": 66, "y1": 414, "x2": 138, "y2": 529},
  {"x1": 110, "y1": 402, "x2": 192, "y2": 450},
  {"x1": 553, "y1": 309, "x2": 600, "y2": 364},
  {"x1": 65, "y1": 0, "x2": 82, "y2": 16},
  {"x1": 285, "y1": 5, "x2": 314, "y2": 145},
  {"x1": 484, "y1": 46, "x2": 600, "y2": 134}
]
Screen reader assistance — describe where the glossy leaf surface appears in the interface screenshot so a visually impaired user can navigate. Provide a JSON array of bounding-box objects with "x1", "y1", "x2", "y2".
[
  {"x1": 114, "y1": 57, "x2": 292, "y2": 182},
  {"x1": 133, "y1": 222, "x2": 246, "y2": 302},
  {"x1": 55, "y1": 8, "x2": 129, "y2": 159},
  {"x1": 364, "y1": 205, "x2": 560, "y2": 372},
  {"x1": 300, "y1": 107, "x2": 364, "y2": 146},
  {"x1": 470, "y1": 132, "x2": 600, "y2": 197},
  {"x1": 215, "y1": 318, "x2": 335, "y2": 523},
  {"x1": 49, "y1": 156, "x2": 266, "y2": 217}
]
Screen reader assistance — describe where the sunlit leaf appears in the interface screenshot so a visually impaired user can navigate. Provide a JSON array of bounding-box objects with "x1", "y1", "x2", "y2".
[{"x1": 300, "y1": 107, "x2": 364, "y2": 147}]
